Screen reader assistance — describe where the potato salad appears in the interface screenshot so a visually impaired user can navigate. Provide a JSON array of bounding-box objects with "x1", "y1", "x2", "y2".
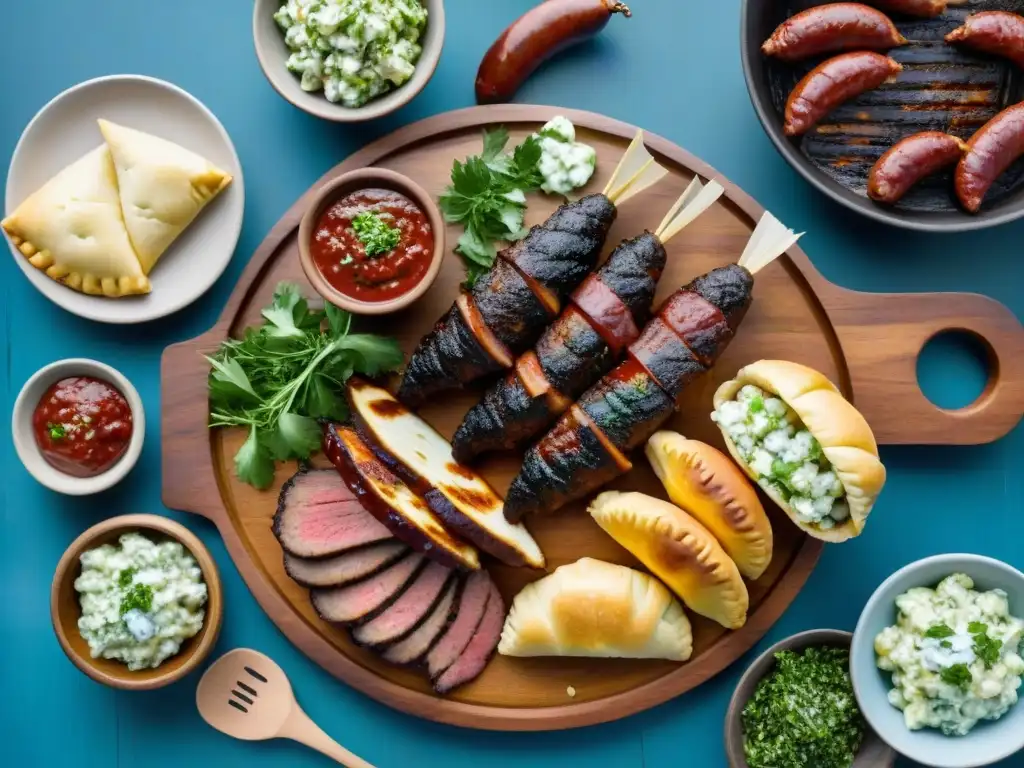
[
  {"x1": 75, "y1": 533, "x2": 208, "y2": 671},
  {"x1": 711, "y1": 383, "x2": 849, "y2": 529},
  {"x1": 534, "y1": 116, "x2": 598, "y2": 196},
  {"x1": 874, "y1": 574, "x2": 1024, "y2": 736},
  {"x1": 274, "y1": 0, "x2": 428, "y2": 108}
]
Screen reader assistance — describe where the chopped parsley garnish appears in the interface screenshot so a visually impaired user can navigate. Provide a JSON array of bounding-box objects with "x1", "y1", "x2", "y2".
[
  {"x1": 940, "y1": 663, "x2": 973, "y2": 690},
  {"x1": 742, "y1": 646, "x2": 864, "y2": 768},
  {"x1": 351, "y1": 212, "x2": 401, "y2": 257},
  {"x1": 973, "y1": 632, "x2": 1002, "y2": 669},
  {"x1": 117, "y1": 567, "x2": 137, "y2": 588},
  {"x1": 968, "y1": 621, "x2": 988, "y2": 634},
  {"x1": 119, "y1": 583, "x2": 153, "y2": 617},
  {"x1": 924, "y1": 623, "x2": 955, "y2": 639},
  {"x1": 940, "y1": 640, "x2": 953, "y2": 649},
  {"x1": 47, "y1": 423, "x2": 66, "y2": 440}
]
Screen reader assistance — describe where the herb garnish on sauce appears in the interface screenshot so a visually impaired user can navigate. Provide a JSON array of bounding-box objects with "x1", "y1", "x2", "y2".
[
  {"x1": 352, "y1": 212, "x2": 401, "y2": 257},
  {"x1": 48, "y1": 423, "x2": 65, "y2": 440},
  {"x1": 742, "y1": 646, "x2": 864, "y2": 768}
]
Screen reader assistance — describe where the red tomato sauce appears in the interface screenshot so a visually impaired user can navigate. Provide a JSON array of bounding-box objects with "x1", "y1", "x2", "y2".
[
  {"x1": 310, "y1": 188, "x2": 434, "y2": 303},
  {"x1": 32, "y1": 377, "x2": 133, "y2": 478}
]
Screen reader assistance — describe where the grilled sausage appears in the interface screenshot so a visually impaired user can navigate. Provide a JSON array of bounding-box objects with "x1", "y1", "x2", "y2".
[
  {"x1": 625, "y1": 320, "x2": 707, "y2": 406},
  {"x1": 784, "y1": 52, "x2": 903, "y2": 136},
  {"x1": 955, "y1": 102, "x2": 1024, "y2": 213},
  {"x1": 865, "y1": 0, "x2": 946, "y2": 18},
  {"x1": 868, "y1": 132, "x2": 969, "y2": 204},
  {"x1": 476, "y1": 0, "x2": 632, "y2": 104},
  {"x1": 762, "y1": 3, "x2": 906, "y2": 62},
  {"x1": 576, "y1": 358, "x2": 676, "y2": 452},
  {"x1": 470, "y1": 258, "x2": 554, "y2": 351},
  {"x1": 946, "y1": 12, "x2": 1024, "y2": 70}
]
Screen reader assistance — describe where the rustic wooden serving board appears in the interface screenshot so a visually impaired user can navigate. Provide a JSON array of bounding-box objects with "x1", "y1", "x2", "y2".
[{"x1": 161, "y1": 106, "x2": 1024, "y2": 731}]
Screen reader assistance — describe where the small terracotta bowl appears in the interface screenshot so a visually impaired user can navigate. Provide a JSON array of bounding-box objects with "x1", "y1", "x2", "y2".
[
  {"x1": 298, "y1": 167, "x2": 446, "y2": 316},
  {"x1": 51, "y1": 514, "x2": 223, "y2": 691},
  {"x1": 725, "y1": 629, "x2": 895, "y2": 767}
]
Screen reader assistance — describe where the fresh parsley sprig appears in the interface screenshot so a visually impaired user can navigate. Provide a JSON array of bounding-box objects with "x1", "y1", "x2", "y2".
[
  {"x1": 206, "y1": 283, "x2": 404, "y2": 489},
  {"x1": 439, "y1": 127, "x2": 543, "y2": 287}
]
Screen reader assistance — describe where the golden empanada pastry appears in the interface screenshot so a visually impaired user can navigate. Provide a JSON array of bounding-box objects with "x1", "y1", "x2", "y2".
[
  {"x1": 2, "y1": 146, "x2": 150, "y2": 297},
  {"x1": 99, "y1": 119, "x2": 232, "y2": 274},
  {"x1": 589, "y1": 491, "x2": 749, "y2": 629},
  {"x1": 498, "y1": 558, "x2": 692, "y2": 661},
  {"x1": 646, "y1": 431, "x2": 773, "y2": 580}
]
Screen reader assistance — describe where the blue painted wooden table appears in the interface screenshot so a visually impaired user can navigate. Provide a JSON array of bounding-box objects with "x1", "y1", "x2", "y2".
[{"x1": 3, "y1": 1, "x2": 1022, "y2": 766}]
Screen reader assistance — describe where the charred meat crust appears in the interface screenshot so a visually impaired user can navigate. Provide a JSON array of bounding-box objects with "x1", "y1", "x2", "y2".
[
  {"x1": 500, "y1": 194, "x2": 617, "y2": 301},
  {"x1": 591, "y1": 231, "x2": 667, "y2": 325},
  {"x1": 577, "y1": 360, "x2": 676, "y2": 451},
  {"x1": 451, "y1": 370, "x2": 554, "y2": 463},
  {"x1": 626, "y1": 319, "x2": 708, "y2": 405},
  {"x1": 688, "y1": 264, "x2": 754, "y2": 331},
  {"x1": 323, "y1": 423, "x2": 479, "y2": 571},
  {"x1": 536, "y1": 305, "x2": 616, "y2": 398},
  {"x1": 282, "y1": 542, "x2": 409, "y2": 588},
  {"x1": 471, "y1": 258, "x2": 554, "y2": 352},
  {"x1": 503, "y1": 407, "x2": 633, "y2": 522},
  {"x1": 382, "y1": 574, "x2": 465, "y2": 666},
  {"x1": 423, "y1": 489, "x2": 530, "y2": 567}
]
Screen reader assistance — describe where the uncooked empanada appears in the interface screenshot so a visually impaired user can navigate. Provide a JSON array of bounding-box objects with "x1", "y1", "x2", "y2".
[
  {"x1": 589, "y1": 491, "x2": 749, "y2": 629},
  {"x1": 646, "y1": 431, "x2": 773, "y2": 580},
  {"x1": 99, "y1": 119, "x2": 232, "y2": 274},
  {"x1": 2, "y1": 146, "x2": 150, "y2": 297},
  {"x1": 498, "y1": 558, "x2": 692, "y2": 661}
]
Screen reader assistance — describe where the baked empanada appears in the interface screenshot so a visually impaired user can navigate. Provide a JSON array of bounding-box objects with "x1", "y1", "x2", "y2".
[
  {"x1": 2, "y1": 146, "x2": 150, "y2": 297},
  {"x1": 711, "y1": 360, "x2": 886, "y2": 543},
  {"x1": 498, "y1": 558, "x2": 692, "y2": 661},
  {"x1": 646, "y1": 431, "x2": 773, "y2": 580},
  {"x1": 589, "y1": 491, "x2": 749, "y2": 629},
  {"x1": 99, "y1": 119, "x2": 232, "y2": 274}
]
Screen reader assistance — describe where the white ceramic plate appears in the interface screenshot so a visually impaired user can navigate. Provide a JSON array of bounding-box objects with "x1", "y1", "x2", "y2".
[{"x1": 4, "y1": 75, "x2": 244, "y2": 324}]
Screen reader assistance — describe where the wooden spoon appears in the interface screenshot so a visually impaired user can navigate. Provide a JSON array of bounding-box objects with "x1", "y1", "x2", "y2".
[{"x1": 196, "y1": 648, "x2": 375, "y2": 767}]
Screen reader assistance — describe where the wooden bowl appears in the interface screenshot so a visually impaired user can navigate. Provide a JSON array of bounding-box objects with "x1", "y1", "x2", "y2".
[
  {"x1": 725, "y1": 629, "x2": 895, "y2": 767},
  {"x1": 298, "y1": 167, "x2": 446, "y2": 315},
  {"x1": 252, "y1": 0, "x2": 445, "y2": 123},
  {"x1": 50, "y1": 514, "x2": 223, "y2": 690}
]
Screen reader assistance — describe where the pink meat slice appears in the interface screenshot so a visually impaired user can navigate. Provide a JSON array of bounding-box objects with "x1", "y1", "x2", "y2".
[
  {"x1": 352, "y1": 561, "x2": 453, "y2": 647},
  {"x1": 311, "y1": 553, "x2": 425, "y2": 624},
  {"x1": 426, "y1": 570, "x2": 492, "y2": 679},
  {"x1": 274, "y1": 470, "x2": 392, "y2": 558},
  {"x1": 283, "y1": 541, "x2": 409, "y2": 588},
  {"x1": 434, "y1": 583, "x2": 505, "y2": 694},
  {"x1": 382, "y1": 576, "x2": 461, "y2": 665}
]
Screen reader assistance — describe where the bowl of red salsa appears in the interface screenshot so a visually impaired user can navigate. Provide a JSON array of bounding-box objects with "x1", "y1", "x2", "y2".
[
  {"x1": 13, "y1": 359, "x2": 145, "y2": 495},
  {"x1": 299, "y1": 167, "x2": 445, "y2": 315}
]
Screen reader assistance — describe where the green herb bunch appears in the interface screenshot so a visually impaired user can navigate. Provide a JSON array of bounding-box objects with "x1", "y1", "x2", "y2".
[
  {"x1": 742, "y1": 646, "x2": 865, "y2": 768},
  {"x1": 352, "y1": 211, "x2": 401, "y2": 257},
  {"x1": 207, "y1": 283, "x2": 404, "y2": 489},
  {"x1": 439, "y1": 127, "x2": 543, "y2": 286}
]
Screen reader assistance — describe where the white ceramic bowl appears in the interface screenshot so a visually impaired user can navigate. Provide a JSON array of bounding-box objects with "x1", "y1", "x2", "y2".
[
  {"x1": 12, "y1": 359, "x2": 145, "y2": 495},
  {"x1": 851, "y1": 554, "x2": 1024, "y2": 768},
  {"x1": 253, "y1": 0, "x2": 445, "y2": 122},
  {"x1": 4, "y1": 74, "x2": 244, "y2": 324}
]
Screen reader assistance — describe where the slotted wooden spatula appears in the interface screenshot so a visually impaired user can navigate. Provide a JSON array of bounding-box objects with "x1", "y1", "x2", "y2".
[{"x1": 196, "y1": 648, "x2": 376, "y2": 768}]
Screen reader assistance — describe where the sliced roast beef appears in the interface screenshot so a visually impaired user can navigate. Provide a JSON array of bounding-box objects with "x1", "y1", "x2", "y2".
[
  {"x1": 311, "y1": 552, "x2": 425, "y2": 625},
  {"x1": 434, "y1": 582, "x2": 505, "y2": 694},
  {"x1": 470, "y1": 258, "x2": 554, "y2": 352},
  {"x1": 503, "y1": 405, "x2": 633, "y2": 522},
  {"x1": 426, "y1": 570, "x2": 492, "y2": 679},
  {"x1": 272, "y1": 469, "x2": 393, "y2": 559},
  {"x1": 351, "y1": 561, "x2": 454, "y2": 647},
  {"x1": 323, "y1": 423, "x2": 480, "y2": 570},
  {"x1": 625, "y1": 319, "x2": 708, "y2": 406},
  {"x1": 283, "y1": 541, "x2": 409, "y2": 588},
  {"x1": 382, "y1": 575, "x2": 462, "y2": 666}
]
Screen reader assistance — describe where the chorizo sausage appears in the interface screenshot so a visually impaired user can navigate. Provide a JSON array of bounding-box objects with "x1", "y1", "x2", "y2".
[
  {"x1": 867, "y1": 132, "x2": 968, "y2": 203},
  {"x1": 475, "y1": 0, "x2": 631, "y2": 104},
  {"x1": 864, "y1": 0, "x2": 947, "y2": 18},
  {"x1": 946, "y1": 12, "x2": 1024, "y2": 70},
  {"x1": 762, "y1": 3, "x2": 906, "y2": 62},
  {"x1": 955, "y1": 102, "x2": 1024, "y2": 213},
  {"x1": 784, "y1": 52, "x2": 903, "y2": 137}
]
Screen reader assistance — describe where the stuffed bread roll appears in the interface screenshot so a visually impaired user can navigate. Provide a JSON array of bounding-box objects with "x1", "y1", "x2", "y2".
[
  {"x1": 711, "y1": 360, "x2": 886, "y2": 543},
  {"x1": 497, "y1": 558, "x2": 692, "y2": 661}
]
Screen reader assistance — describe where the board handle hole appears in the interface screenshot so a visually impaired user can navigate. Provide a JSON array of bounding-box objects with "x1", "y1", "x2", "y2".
[{"x1": 916, "y1": 330, "x2": 997, "y2": 412}]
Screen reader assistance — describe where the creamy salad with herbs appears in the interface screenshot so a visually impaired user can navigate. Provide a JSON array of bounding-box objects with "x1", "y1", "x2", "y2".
[
  {"x1": 274, "y1": 0, "x2": 428, "y2": 108},
  {"x1": 874, "y1": 574, "x2": 1024, "y2": 736},
  {"x1": 712, "y1": 384, "x2": 849, "y2": 530},
  {"x1": 75, "y1": 533, "x2": 208, "y2": 671},
  {"x1": 533, "y1": 116, "x2": 598, "y2": 196}
]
